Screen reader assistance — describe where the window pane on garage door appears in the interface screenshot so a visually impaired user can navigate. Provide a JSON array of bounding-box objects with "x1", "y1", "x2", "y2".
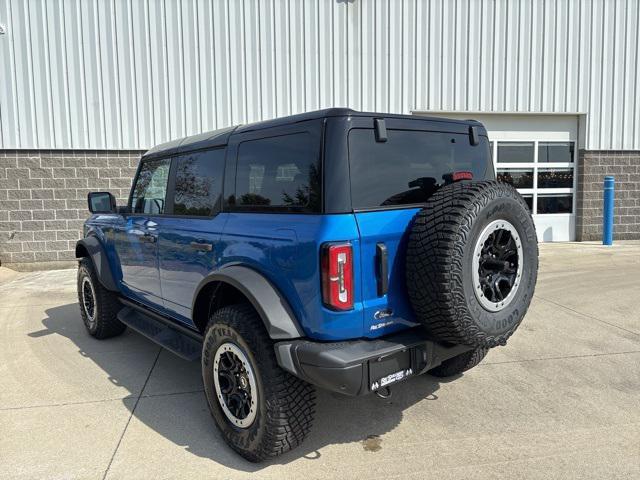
[
  {"x1": 538, "y1": 168, "x2": 574, "y2": 188},
  {"x1": 497, "y1": 142, "x2": 534, "y2": 163},
  {"x1": 538, "y1": 142, "x2": 574, "y2": 163},
  {"x1": 497, "y1": 168, "x2": 534, "y2": 188},
  {"x1": 537, "y1": 193, "x2": 573, "y2": 214}
]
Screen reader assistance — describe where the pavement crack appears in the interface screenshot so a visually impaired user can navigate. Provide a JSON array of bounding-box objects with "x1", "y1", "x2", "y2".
[
  {"x1": 140, "y1": 389, "x2": 204, "y2": 399},
  {"x1": 0, "y1": 396, "x2": 134, "y2": 412},
  {"x1": 482, "y1": 350, "x2": 640, "y2": 365},
  {"x1": 536, "y1": 296, "x2": 640, "y2": 338},
  {"x1": 0, "y1": 389, "x2": 205, "y2": 412},
  {"x1": 101, "y1": 347, "x2": 162, "y2": 480}
]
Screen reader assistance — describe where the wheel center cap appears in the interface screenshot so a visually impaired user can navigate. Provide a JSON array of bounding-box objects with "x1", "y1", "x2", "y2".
[{"x1": 238, "y1": 375, "x2": 248, "y2": 389}]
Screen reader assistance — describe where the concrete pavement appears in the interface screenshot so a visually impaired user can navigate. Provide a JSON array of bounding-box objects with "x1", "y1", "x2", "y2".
[{"x1": 0, "y1": 243, "x2": 639, "y2": 479}]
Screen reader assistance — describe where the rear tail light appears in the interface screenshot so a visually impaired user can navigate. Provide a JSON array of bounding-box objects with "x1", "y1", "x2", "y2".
[{"x1": 321, "y1": 243, "x2": 354, "y2": 311}]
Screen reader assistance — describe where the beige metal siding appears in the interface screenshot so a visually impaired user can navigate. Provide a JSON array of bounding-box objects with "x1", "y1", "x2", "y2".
[{"x1": 0, "y1": 0, "x2": 638, "y2": 150}]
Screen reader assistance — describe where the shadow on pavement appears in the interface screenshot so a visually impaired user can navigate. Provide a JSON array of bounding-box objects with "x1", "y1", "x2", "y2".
[{"x1": 32, "y1": 303, "x2": 449, "y2": 473}]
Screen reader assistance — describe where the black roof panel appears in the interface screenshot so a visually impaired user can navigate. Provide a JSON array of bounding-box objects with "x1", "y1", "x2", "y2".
[
  {"x1": 143, "y1": 109, "x2": 482, "y2": 158},
  {"x1": 143, "y1": 125, "x2": 237, "y2": 160}
]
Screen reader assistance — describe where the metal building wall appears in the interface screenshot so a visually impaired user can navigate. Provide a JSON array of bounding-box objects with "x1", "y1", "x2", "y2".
[{"x1": 0, "y1": 0, "x2": 638, "y2": 151}]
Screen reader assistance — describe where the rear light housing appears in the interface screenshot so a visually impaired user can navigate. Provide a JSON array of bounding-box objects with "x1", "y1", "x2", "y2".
[
  {"x1": 451, "y1": 170, "x2": 473, "y2": 181},
  {"x1": 321, "y1": 243, "x2": 354, "y2": 311},
  {"x1": 443, "y1": 171, "x2": 474, "y2": 184}
]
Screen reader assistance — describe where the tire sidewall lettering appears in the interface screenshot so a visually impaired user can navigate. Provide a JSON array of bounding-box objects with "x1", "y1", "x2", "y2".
[{"x1": 465, "y1": 194, "x2": 537, "y2": 337}]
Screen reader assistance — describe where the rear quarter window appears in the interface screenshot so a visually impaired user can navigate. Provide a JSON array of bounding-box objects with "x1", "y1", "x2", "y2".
[
  {"x1": 234, "y1": 132, "x2": 321, "y2": 212},
  {"x1": 348, "y1": 128, "x2": 493, "y2": 210}
]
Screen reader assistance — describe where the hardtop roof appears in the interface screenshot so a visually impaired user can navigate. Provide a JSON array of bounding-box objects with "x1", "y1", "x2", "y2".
[{"x1": 142, "y1": 108, "x2": 483, "y2": 159}]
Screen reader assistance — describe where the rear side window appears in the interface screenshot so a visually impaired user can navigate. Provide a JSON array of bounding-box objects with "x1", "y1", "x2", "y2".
[
  {"x1": 348, "y1": 129, "x2": 493, "y2": 209},
  {"x1": 235, "y1": 132, "x2": 321, "y2": 212},
  {"x1": 173, "y1": 149, "x2": 225, "y2": 216}
]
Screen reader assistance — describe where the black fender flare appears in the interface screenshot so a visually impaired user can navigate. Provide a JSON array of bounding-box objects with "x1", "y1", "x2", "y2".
[
  {"x1": 75, "y1": 237, "x2": 118, "y2": 292},
  {"x1": 193, "y1": 266, "x2": 304, "y2": 340}
]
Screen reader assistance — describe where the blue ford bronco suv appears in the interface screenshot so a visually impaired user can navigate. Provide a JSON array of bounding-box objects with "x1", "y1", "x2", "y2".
[{"x1": 76, "y1": 109, "x2": 538, "y2": 461}]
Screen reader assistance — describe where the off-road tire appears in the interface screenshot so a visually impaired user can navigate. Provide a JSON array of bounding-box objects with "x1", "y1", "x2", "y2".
[
  {"x1": 77, "y1": 258, "x2": 126, "y2": 339},
  {"x1": 202, "y1": 304, "x2": 316, "y2": 462},
  {"x1": 429, "y1": 347, "x2": 489, "y2": 377},
  {"x1": 406, "y1": 181, "x2": 538, "y2": 348}
]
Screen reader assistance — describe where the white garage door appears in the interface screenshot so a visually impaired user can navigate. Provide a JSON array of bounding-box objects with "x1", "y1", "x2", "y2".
[{"x1": 414, "y1": 112, "x2": 580, "y2": 242}]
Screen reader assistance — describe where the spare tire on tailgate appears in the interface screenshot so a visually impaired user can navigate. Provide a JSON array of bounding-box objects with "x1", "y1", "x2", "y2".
[{"x1": 406, "y1": 181, "x2": 538, "y2": 348}]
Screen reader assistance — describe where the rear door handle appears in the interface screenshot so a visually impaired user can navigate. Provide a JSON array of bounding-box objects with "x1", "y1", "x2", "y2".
[{"x1": 190, "y1": 241, "x2": 213, "y2": 252}]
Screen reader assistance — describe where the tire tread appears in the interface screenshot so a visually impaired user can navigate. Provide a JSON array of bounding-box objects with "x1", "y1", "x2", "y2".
[
  {"x1": 77, "y1": 258, "x2": 126, "y2": 339},
  {"x1": 204, "y1": 304, "x2": 316, "y2": 462},
  {"x1": 406, "y1": 181, "x2": 537, "y2": 348}
]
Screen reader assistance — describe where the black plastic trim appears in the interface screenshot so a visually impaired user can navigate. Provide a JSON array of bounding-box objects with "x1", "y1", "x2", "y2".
[
  {"x1": 275, "y1": 328, "x2": 472, "y2": 396},
  {"x1": 374, "y1": 118, "x2": 388, "y2": 142},
  {"x1": 119, "y1": 297, "x2": 203, "y2": 342},
  {"x1": 193, "y1": 265, "x2": 304, "y2": 340},
  {"x1": 75, "y1": 236, "x2": 118, "y2": 292},
  {"x1": 87, "y1": 191, "x2": 116, "y2": 214},
  {"x1": 469, "y1": 125, "x2": 480, "y2": 145},
  {"x1": 376, "y1": 242, "x2": 389, "y2": 296}
]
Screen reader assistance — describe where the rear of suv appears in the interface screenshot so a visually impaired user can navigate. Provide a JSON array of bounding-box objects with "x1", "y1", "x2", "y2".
[{"x1": 77, "y1": 109, "x2": 538, "y2": 461}]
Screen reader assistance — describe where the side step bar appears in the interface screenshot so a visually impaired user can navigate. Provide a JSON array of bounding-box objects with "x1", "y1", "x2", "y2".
[{"x1": 117, "y1": 299, "x2": 203, "y2": 361}]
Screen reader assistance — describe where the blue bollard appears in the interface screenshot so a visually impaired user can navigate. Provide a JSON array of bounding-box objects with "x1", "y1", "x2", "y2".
[{"x1": 603, "y1": 176, "x2": 614, "y2": 246}]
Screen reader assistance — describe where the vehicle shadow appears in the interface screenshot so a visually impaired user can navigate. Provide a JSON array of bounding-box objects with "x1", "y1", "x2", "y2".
[{"x1": 32, "y1": 303, "x2": 452, "y2": 473}]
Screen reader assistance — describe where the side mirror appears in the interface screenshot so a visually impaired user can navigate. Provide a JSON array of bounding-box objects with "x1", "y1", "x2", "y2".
[{"x1": 88, "y1": 192, "x2": 116, "y2": 214}]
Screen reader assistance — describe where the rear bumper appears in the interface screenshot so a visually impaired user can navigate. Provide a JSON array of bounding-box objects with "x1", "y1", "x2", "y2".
[{"x1": 274, "y1": 328, "x2": 473, "y2": 396}]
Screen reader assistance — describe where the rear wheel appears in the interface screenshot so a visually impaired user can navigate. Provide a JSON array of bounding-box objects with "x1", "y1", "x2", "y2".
[
  {"x1": 202, "y1": 304, "x2": 315, "y2": 462},
  {"x1": 77, "y1": 258, "x2": 126, "y2": 339}
]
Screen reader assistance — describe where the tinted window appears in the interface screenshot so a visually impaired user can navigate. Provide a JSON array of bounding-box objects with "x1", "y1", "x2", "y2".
[
  {"x1": 497, "y1": 168, "x2": 534, "y2": 188},
  {"x1": 235, "y1": 132, "x2": 320, "y2": 212},
  {"x1": 537, "y1": 194, "x2": 573, "y2": 213},
  {"x1": 131, "y1": 158, "x2": 171, "y2": 214},
  {"x1": 497, "y1": 142, "x2": 534, "y2": 163},
  {"x1": 537, "y1": 168, "x2": 574, "y2": 188},
  {"x1": 538, "y1": 142, "x2": 574, "y2": 163},
  {"x1": 348, "y1": 129, "x2": 493, "y2": 209},
  {"x1": 173, "y1": 149, "x2": 224, "y2": 216}
]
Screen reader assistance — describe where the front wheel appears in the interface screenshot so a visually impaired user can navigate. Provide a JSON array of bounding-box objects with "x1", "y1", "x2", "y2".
[
  {"x1": 77, "y1": 258, "x2": 126, "y2": 339},
  {"x1": 202, "y1": 304, "x2": 316, "y2": 462}
]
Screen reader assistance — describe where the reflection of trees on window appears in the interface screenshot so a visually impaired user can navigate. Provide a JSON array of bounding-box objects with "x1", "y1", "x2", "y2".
[
  {"x1": 131, "y1": 160, "x2": 169, "y2": 214},
  {"x1": 497, "y1": 169, "x2": 534, "y2": 189},
  {"x1": 240, "y1": 193, "x2": 271, "y2": 205},
  {"x1": 174, "y1": 157, "x2": 213, "y2": 216},
  {"x1": 537, "y1": 169, "x2": 573, "y2": 188},
  {"x1": 235, "y1": 132, "x2": 321, "y2": 211},
  {"x1": 282, "y1": 162, "x2": 321, "y2": 210},
  {"x1": 172, "y1": 150, "x2": 224, "y2": 216}
]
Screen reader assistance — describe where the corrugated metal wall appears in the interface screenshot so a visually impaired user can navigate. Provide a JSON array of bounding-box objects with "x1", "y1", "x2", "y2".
[{"x1": 0, "y1": 0, "x2": 638, "y2": 151}]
